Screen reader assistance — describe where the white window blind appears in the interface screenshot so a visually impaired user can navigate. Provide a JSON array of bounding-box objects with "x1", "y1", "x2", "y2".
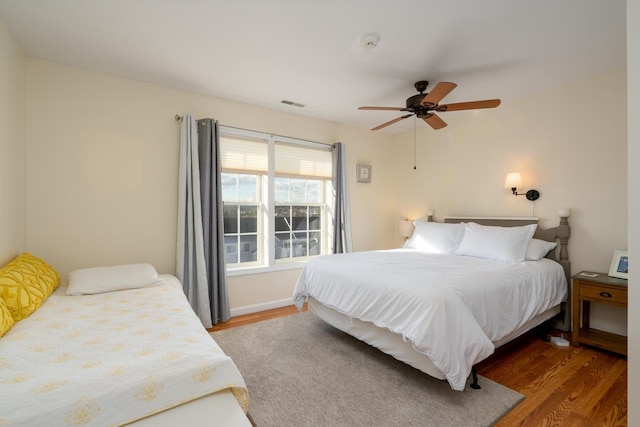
[
  {"x1": 220, "y1": 136, "x2": 268, "y2": 174},
  {"x1": 275, "y1": 142, "x2": 332, "y2": 179}
]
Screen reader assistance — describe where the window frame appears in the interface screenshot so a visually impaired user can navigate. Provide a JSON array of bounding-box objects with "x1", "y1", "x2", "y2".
[{"x1": 219, "y1": 126, "x2": 333, "y2": 276}]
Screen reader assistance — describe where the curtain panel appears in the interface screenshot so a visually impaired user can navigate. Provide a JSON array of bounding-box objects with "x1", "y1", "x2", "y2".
[
  {"x1": 196, "y1": 119, "x2": 230, "y2": 324},
  {"x1": 332, "y1": 142, "x2": 352, "y2": 254},
  {"x1": 176, "y1": 116, "x2": 230, "y2": 328}
]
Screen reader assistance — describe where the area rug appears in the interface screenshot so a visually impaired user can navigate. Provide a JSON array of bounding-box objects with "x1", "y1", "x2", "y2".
[{"x1": 211, "y1": 311, "x2": 524, "y2": 427}]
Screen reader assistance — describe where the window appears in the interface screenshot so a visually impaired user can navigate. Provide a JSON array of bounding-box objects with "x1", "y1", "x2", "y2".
[{"x1": 219, "y1": 127, "x2": 333, "y2": 273}]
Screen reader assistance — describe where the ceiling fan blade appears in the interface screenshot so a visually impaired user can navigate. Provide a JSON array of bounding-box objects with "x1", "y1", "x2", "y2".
[
  {"x1": 438, "y1": 99, "x2": 501, "y2": 112},
  {"x1": 421, "y1": 82, "x2": 457, "y2": 106},
  {"x1": 358, "y1": 106, "x2": 410, "y2": 111},
  {"x1": 371, "y1": 114, "x2": 413, "y2": 131},
  {"x1": 424, "y1": 113, "x2": 447, "y2": 130}
]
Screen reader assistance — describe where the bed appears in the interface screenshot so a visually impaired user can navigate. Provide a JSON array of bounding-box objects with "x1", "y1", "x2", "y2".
[
  {"x1": 293, "y1": 213, "x2": 571, "y2": 391},
  {"x1": 0, "y1": 256, "x2": 251, "y2": 427}
]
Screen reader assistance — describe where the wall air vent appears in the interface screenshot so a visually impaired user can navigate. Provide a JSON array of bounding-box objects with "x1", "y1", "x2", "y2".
[{"x1": 280, "y1": 100, "x2": 306, "y2": 108}]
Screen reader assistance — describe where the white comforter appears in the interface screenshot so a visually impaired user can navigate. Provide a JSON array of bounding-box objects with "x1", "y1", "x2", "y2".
[
  {"x1": 0, "y1": 275, "x2": 248, "y2": 427},
  {"x1": 293, "y1": 249, "x2": 567, "y2": 391}
]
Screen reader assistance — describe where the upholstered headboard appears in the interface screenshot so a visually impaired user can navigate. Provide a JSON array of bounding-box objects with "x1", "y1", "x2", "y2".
[{"x1": 432, "y1": 212, "x2": 572, "y2": 331}]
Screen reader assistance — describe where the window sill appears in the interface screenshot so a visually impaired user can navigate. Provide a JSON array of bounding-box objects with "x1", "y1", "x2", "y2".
[{"x1": 226, "y1": 262, "x2": 307, "y2": 277}]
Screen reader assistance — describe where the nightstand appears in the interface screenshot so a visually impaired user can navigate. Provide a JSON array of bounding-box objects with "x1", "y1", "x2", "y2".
[{"x1": 571, "y1": 272, "x2": 627, "y2": 355}]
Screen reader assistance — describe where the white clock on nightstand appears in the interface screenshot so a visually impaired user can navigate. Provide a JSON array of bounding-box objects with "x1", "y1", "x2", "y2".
[{"x1": 356, "y1": 164, "x2": 372, "y2": 183}]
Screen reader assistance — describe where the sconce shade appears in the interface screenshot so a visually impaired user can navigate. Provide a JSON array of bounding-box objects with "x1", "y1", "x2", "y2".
[
  {"x1": 399, "y1": 220, "x2": 414, "y2": 238},
  {"x1": 504, "y1": 172, "x2": 540, "y2": 201},
  {"x1": 558, "y1": 208, "x2": 571, "y2": 218},
  {"x1": 504, "y1": 173, "x2": 523, "y2": 189}
]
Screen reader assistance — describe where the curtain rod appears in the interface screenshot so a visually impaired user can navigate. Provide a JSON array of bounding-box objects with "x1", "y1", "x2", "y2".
[
  {"x1": 222, "y1": 124, "x2": 333, "y2": 148},
  {"x1": 173, "y1": 115, "x2": 333, "y2": 148}
]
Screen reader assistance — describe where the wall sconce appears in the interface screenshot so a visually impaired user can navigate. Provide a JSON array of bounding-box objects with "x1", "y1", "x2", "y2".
[
  {"x1": 504, "y1": 172, "x2": 540, "y2": 201},
  {"x1": 399, "y1": 220, "x2": 414, "y2": 241}
]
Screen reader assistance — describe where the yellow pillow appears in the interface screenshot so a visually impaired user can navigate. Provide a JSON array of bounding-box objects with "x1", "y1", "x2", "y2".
[
  {"x1": 0, "y1": 297, "x2": 15, "y2": 337},
  {"x1": 0, "y1": 253, "x2": 60, "y2": 321}
]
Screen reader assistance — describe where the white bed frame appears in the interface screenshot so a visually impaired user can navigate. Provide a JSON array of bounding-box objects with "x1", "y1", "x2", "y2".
[{"x1": 308, "y1": 213, "x2": 571, "y2": 387}]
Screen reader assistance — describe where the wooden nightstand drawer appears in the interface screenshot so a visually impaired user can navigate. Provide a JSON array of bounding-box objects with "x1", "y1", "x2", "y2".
[{"x1": 578, "y1": 282, "x2": 627, "y2": 305}]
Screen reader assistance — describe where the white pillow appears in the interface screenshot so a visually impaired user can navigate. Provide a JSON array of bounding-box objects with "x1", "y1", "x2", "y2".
[
  {"x1": 66, "y1": 263, "x2": 164, "y2": 295},
  {"x1": 455, "y1": 222, "x2": 537, "y2": 262},
  {"x1": 403, "y1": 221, "x2": 465, "y2": 254},
  {"x1": 525, "y1": 238, "x2": 557, "y2": 261}
]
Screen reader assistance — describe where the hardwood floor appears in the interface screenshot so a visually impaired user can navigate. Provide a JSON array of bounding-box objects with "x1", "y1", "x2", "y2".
[
  {"x1": 208, "y1": 304, "x2": 306, "y2": 332},
  {"x1": 210, "y1": 306, "x2": 627, "y2": 426},
  {"x1": 477, "y1": 332, "x2": 627, "y2": 426}
]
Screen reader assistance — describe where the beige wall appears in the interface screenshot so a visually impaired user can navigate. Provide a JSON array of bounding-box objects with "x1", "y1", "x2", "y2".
[
  {"x1": 0, "y1": 19, "x2": 26, "y2": 264},
  {"x1": 25, "y1": 59, "x2": 396, "y2": 310},
  {"x1": 392, "y1": 68, "x2": 628, "y2": 336},
  {"x1": 627, "y1": 1, "x2": 638, "y2": 424}
]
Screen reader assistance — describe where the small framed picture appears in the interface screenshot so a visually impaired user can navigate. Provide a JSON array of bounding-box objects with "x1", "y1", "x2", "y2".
[
  {"x1": 608, "y1": 250, "x2": 628, "y2": 279},
  {"x1": 356, "y1": 164, "x2": 372, "y2": 183}
]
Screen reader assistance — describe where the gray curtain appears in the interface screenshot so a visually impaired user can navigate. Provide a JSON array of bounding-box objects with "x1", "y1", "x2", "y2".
[
  {"x1": 332, "y1": 142, "x2": 352, "y2": 253},
  {"x1": 196, "y1": 118, "x2": 230, "y2": 324},
  {"x1": 176, "y1": 115, "x2": 229, "y2": 327}
]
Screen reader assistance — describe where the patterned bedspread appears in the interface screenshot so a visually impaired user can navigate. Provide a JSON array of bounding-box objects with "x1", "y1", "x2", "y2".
[{"x1": 0, "y1": 275, "x2": 247, "y2": 426}]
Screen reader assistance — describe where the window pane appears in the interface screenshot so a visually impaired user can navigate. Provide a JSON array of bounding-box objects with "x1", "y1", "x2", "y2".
[
  {"x1": 309, "y1": 232, "x2": 321, "y2": 256},
  {"x1": 306, "y1": 180, "x2": 322, "y2": 203},
  {"x1": 222, "y1": 173, "x2": 259, "y2": 202},
  {"x1": 239, "y1": 205, "x2": 257, "y2": 233},
  {"x1": 275, "y1": 232, "x2": 291, "y2": 259},
  {"x1": 274, "y1": 177, "x2": 290, "y2": 203},
  {"x1": 224, "y1": 235, "x2": 238, "y2": 264},
  {"x1": 274, "y1": 206, "x2": 291, "y2": 232},
  {"x1": 291, "y1": 206, "x2": 307, "y2": 231},
  {"x1": 309, "y1": 206, "x2": 321, "y2": 230},
  {"x1": 293, "y1": 232, "x2": 308, "y2": 257},
  {"x1": 237, "y1": 175, "x2": 257, "y2": 202},
  {"x1": 222, "y1": 173, "x2": 237, "y2": 201},
  {"x1": 239, "y1": 235, "x2": 257, "y2": 262},
  {"x1": 223, "y1": 205, "x2": 238, "y2": 233},
  {"x1": 290, "y1": 179, "x2": 305, "y2": 203}
]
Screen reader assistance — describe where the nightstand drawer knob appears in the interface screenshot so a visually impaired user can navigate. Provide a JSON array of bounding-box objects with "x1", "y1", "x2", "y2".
[{"x1": 599, "y1": 292, "x2": 612, "y2": 298}]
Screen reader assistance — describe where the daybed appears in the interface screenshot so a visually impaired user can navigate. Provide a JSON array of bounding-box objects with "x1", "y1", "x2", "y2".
[
  {"x1": 293, "y1": 213, "x2": 571, "y2": 391},
  {"x1": 0, "y1": 255, "x2": 250, "y2": 426}
]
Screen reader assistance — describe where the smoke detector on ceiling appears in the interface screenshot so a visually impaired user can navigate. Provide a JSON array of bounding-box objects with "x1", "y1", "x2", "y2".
[{"x1": 360, "y1": 34, "x2": 379, "y2": 50}]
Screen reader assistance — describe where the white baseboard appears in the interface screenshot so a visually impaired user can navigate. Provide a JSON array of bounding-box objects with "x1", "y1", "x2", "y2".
[{"x1": 230, "y1": 297, "x2": 296, "y2": 318}]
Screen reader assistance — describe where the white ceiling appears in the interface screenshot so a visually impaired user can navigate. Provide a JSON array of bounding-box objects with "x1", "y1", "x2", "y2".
[{"x1": 0, "y1": 0, "x2": 627, "y2": 133}]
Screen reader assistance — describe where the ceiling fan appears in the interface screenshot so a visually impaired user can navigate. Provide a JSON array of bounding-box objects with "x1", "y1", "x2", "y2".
[{"x1": 358, "y1": 80, "x2": 501, "y2": 131}]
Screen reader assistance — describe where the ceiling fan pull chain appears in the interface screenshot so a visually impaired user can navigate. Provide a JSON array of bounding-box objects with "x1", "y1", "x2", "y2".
[{"x1": 413, "y1": 116, "x2": 417, "y2": 170}]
